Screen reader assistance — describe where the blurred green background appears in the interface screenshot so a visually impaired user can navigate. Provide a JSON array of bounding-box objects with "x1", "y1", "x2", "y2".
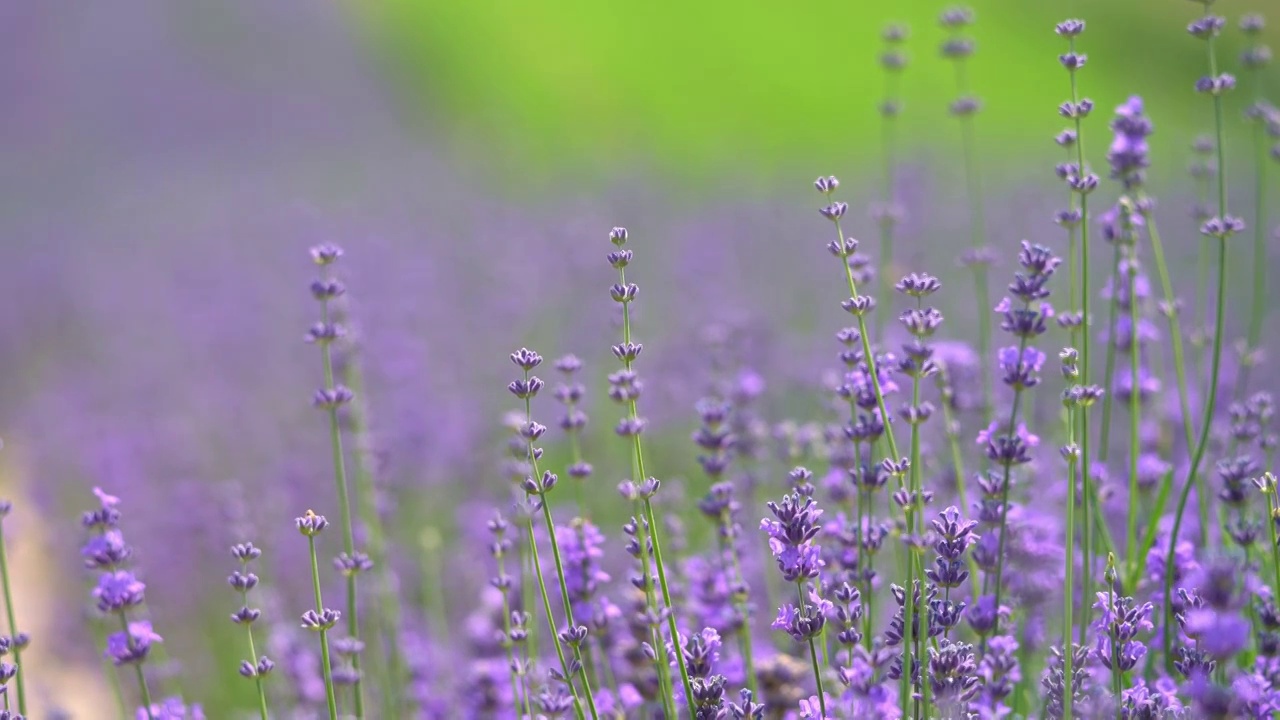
[{"x1": 357, "y1": 0, "x2": 1279, "y2": 189}]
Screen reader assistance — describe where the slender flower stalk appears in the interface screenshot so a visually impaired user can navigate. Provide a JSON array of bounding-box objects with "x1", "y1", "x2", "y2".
[
  {"x1": 509, "y1": 348, "x2": 596, "y2": 720},
  {"x1": 1054, "y1": 19, "x2": 1100, "y2": 646},
  {"x1": 941, "y1": 7, "x2": 994, "y2": 423},
  {"x1": 1164, "y1": 4, "x2": 1243, "y2": 671},
  {"x1": 814, "y1": 180, "x2": 906, "y2": 496},
  {"x1": 875, "y1": 23, "x2": 908, "y2": 337},
  {"x1": 298, "y1": 511, "x2": 340, "y2": 720},
  {"x1": 1238, "y1": 15, "x2": 1273, "y2": 398},
  {"x1": 229, "y1": 543, "x2": 272, "y2": 720},
  {"x1": 605, "y1": 227, "x2": 694, "y2": 717},
  {"x1": 307, "y1": 244, "x2": 365, "y2": 717},
  {"x1": 0, "y1": 502, "x2": 25, "y2": 717},
  {"x1": 1058, "y1": 348, "x2": 1081, "y2": 720},
  {"x1": 897, "y1": 273, "x2": 943, "y2": 718}
]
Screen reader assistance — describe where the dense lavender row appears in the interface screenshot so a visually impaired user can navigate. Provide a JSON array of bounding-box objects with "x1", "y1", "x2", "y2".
[{"x1": 1, "y1": 3, "x2": 1279, "y2": 720}]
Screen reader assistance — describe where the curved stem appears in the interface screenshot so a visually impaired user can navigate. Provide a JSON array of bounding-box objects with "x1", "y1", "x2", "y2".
[
  {"x1": 986, "y1": 329, "x2": 1030, "y2": 648},
  {"x1": 614, "y1": 259, "x2": 690, "y2": 718},
  {"x1": 307, "y1": 535, "x2": 339, "y2": 720},
  {"x1": 1163, "y1": 19, "x2": 1232, "y2": 671},
  {"x1": 1162, "y1": 238, "x2": 1228, "y2": 671},
  {"x1": 522, "y1": 379, "x2": 597, "y2": 720},
  {"x1": 524, "y1": 518, "x2": 584, "y2": 718},
  {"x1": 317, "y1": 299, "x2": 364, "y2": 718}
]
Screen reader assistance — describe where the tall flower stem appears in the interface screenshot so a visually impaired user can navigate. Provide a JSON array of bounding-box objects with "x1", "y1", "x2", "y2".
[
  {"x1": 306, "y1": 533, "x2": 340, "y2": 720},
  {"x1": 521, "y1": 381, "x2": 599, "y2": 720},
  {"x1": 0, "y1": 510, "x2": 26, "y2": 716},
  {"x1": 1162, "y1": 227, "x2": 1227, "y2": 671},
  {"x1": 826, "y1": 210, "x2": 903, "y2": 485},
  {"x1": 523, "y1": 517, "x2": 585, "y2": 718},
  {"x1": 1163, "y1": 7, "x2": 1235, "y2": 670},
  {"x1": 1062, "y1": 398, "x2": 1078, "y2": 720},
  {"x1": 609, "y1": 230, "x2": 693, "y2": 717},
  {"x1": 986, "y1": 329, "x2": 1029, "y2": 647},
  {"x1": 234, "y1": 553, "x2": 271, "y2": 720},
  {"x1": 314, "y1": 270, "x2": 364, "y2": 718},
  {"x1": 1063, "y1": 32, "x2": 1096, "y2": 647}
]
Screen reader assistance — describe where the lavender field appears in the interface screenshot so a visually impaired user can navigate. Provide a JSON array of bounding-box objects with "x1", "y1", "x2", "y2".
[{"x1": 3, "y1": 1, "x2": 1280, "y2": 718}]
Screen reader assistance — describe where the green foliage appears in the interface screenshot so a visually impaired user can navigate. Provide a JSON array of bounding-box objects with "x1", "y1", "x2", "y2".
[{"x1": 355, "y1": 0, "x2": 1276, "y2": 183}]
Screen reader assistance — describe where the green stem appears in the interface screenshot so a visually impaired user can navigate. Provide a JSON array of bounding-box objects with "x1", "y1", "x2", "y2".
[
  {"x1": 799, "y1": 583, "x2": 828, "y2": 718},
  {"x1": 0, "y1": 516, "x2": 26, "y2": 716},
  {"x1": 1162, "y1": 240, "x2": 1228, "y2": 671},
  {"x1": 831, "y1": 217, "x2": 903, "y2": 474},
  {"x1": 986, "y1": 328, "x2": 1028, "y2": 647},
  {"x1": 614, "y1": 258, "x2": 684, "y2": 718},
  {"x1": 643, "y1": 499, "x2": 695, "y2": 718},
  {"x1": 1063, "y1": 404, "x2": 1077, "y2": 720},
  {"x1": 1065, "y1": 38, "x2": 1094, "y2": 651},
  {"x1": 524, "y1": 519, "x2": 585, "y2": 718},
  {"x1": 318, "y1": 300, "x2": 363, "y2": 718},
  {"x1": 1163, "y1": 19, "x2": 1232, "y2": 672},
  {"x1": 239, "y1": 582, "x2": 271, "y2": 720},
  {"x1": 307, "y1": 535, "x2": 340, "y2": 720},
  {"x1": 522, "y1": 378, "x2": 597, "y2": 720}
]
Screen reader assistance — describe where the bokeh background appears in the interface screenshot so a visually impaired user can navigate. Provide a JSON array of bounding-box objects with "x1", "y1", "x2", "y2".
[{"x1": 2, "y1": 0, "x2": 1278, "y2": 716}]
